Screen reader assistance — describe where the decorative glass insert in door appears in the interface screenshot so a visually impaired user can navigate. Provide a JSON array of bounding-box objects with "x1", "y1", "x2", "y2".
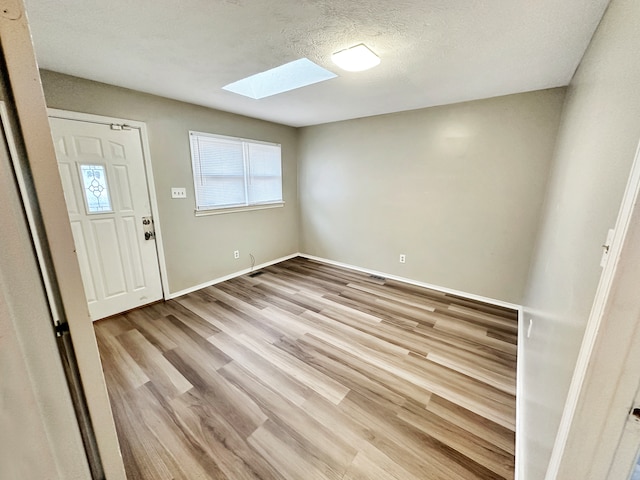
[{"x1": 79, "y1": 164, "x2": 113, "y2": 213}]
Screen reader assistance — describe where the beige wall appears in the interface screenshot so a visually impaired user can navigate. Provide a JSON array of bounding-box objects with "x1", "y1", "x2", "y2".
[
  {"x1": 40, "y1": 70, "x2": 299, "y2": 295},
  {"x1": 520, "y1": 0, "x2": 640, "y2": 478},
  {"x1": 298, "y1": 90, "x2": 565, "y2": 304}
]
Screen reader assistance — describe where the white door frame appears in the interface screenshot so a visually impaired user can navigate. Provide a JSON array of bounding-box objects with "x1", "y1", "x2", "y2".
[
  {"x1": 0, "y1": 102, "x2": 92, "y2": 479},
  {"x1": 48, "y1": 108, "x2": 170, "y2": 302},
  {"x1": 0, "y1": 2, "x2": 126, "y2": 476},
  {"x1": 546, "y1": 137, "x2": 640, "y2": 478}
]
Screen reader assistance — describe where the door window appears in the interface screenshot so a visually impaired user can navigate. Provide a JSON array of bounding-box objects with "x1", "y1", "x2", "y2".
[{"x1": 79, "y1": 164, "x2": 113, "y2": 213}]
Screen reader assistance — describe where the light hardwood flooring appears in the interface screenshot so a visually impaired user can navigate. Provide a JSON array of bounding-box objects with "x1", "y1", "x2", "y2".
[{"x1": 94, "y1": 257, "x2": 517, "y2": 480}]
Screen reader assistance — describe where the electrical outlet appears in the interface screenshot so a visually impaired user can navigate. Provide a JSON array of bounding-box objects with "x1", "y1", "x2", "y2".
[
  {"x1": 234, "y1": 250, "x2": 240, "y2": 259},
  {"x1": 171, "y1": 187, "x2": 187, "y2": 199},
  {"x1": 399, "y1": 254, "x2": 406, "y2": 264}
]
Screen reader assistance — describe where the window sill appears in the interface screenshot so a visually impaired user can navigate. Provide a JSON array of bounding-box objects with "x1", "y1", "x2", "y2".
[{"x1": 195, "y1": 202, "x2": 285, "y2": 216}]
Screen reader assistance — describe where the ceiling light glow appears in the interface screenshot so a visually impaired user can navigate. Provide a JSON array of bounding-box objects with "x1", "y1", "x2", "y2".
[{"x1": 331, "y1": 44, "x2": 380, "y2": 72}]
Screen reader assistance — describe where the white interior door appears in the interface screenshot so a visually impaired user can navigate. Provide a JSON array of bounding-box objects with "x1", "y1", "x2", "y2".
[{"x1": 50, "y1": 116, "x2": 163, "y2": 320}]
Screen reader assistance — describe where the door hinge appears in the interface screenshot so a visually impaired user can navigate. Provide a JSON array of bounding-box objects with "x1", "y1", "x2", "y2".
[
  {"x1": 600, "y1": 228, "x2": 615, "y2": 268},
  {"x1": 110, "y1": 123, "x2": 133, "y2": 131},
  {"x1": 625, "y1": 406, "x2": 640, "y2": 433},
  {"x1": 54, "y1": 320, "x2": 70, "y2": 337}
]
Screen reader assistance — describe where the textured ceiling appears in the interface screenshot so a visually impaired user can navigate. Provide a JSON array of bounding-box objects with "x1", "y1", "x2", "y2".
[{"x1": 25, "y1": 0, "x2": 609, "y2": 127}]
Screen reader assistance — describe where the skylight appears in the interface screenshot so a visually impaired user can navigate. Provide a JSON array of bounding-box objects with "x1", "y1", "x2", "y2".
[{"x1": 222, "y1": 58, "x2": 337, "y2": 100}]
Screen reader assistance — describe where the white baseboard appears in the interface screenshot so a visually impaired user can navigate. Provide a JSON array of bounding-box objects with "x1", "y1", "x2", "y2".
[
  {"x1": 170, "y1": 252, "x2": 520, "y2": 311},
  {"x1": 166, "y1": 253, "x2": 299, "y2": 299},
  {"x1": 298, "y1": 253, "x2": 521, "y2": 310}
]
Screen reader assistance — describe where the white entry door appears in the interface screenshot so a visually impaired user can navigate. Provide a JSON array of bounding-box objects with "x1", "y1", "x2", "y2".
[{"x1": 49, "y1": 116, "x2": 163, "y2": 320}]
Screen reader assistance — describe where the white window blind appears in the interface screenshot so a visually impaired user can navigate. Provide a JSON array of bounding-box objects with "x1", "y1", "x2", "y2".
[{"x1": 190, "y1": 132, "x2": 282, "y2": 212}]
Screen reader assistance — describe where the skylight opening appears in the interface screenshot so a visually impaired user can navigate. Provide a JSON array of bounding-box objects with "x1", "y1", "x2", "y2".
[{"x1": 222, "y1": 58, "x2": 337, "y2": 100}]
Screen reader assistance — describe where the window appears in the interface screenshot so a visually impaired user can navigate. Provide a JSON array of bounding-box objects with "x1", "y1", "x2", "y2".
[
  {"x1": 189, "y1": 132, "x2": 283, "y2": 213},
  {"x1": 79, "y1": 164, "x2": 113, "y2": 213}
]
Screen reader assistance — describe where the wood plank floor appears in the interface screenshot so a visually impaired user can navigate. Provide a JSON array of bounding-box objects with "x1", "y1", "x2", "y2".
[{"x1": 94, "y1": 257, "x2": 517, "y2": 480}]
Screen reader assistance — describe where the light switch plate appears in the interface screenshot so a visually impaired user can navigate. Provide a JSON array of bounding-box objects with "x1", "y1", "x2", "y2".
[{"x1": 171, "y1": 187, "x2": 187, "y2": 199}]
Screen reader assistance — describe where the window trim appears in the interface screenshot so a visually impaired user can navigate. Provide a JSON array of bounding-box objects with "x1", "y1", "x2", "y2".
[
  {"x1": 189, "y1": 131, "x2": 283, "y2": 214},
  {"x1": 194, "y1": 201, "x2": 285, "y2": 217}
]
